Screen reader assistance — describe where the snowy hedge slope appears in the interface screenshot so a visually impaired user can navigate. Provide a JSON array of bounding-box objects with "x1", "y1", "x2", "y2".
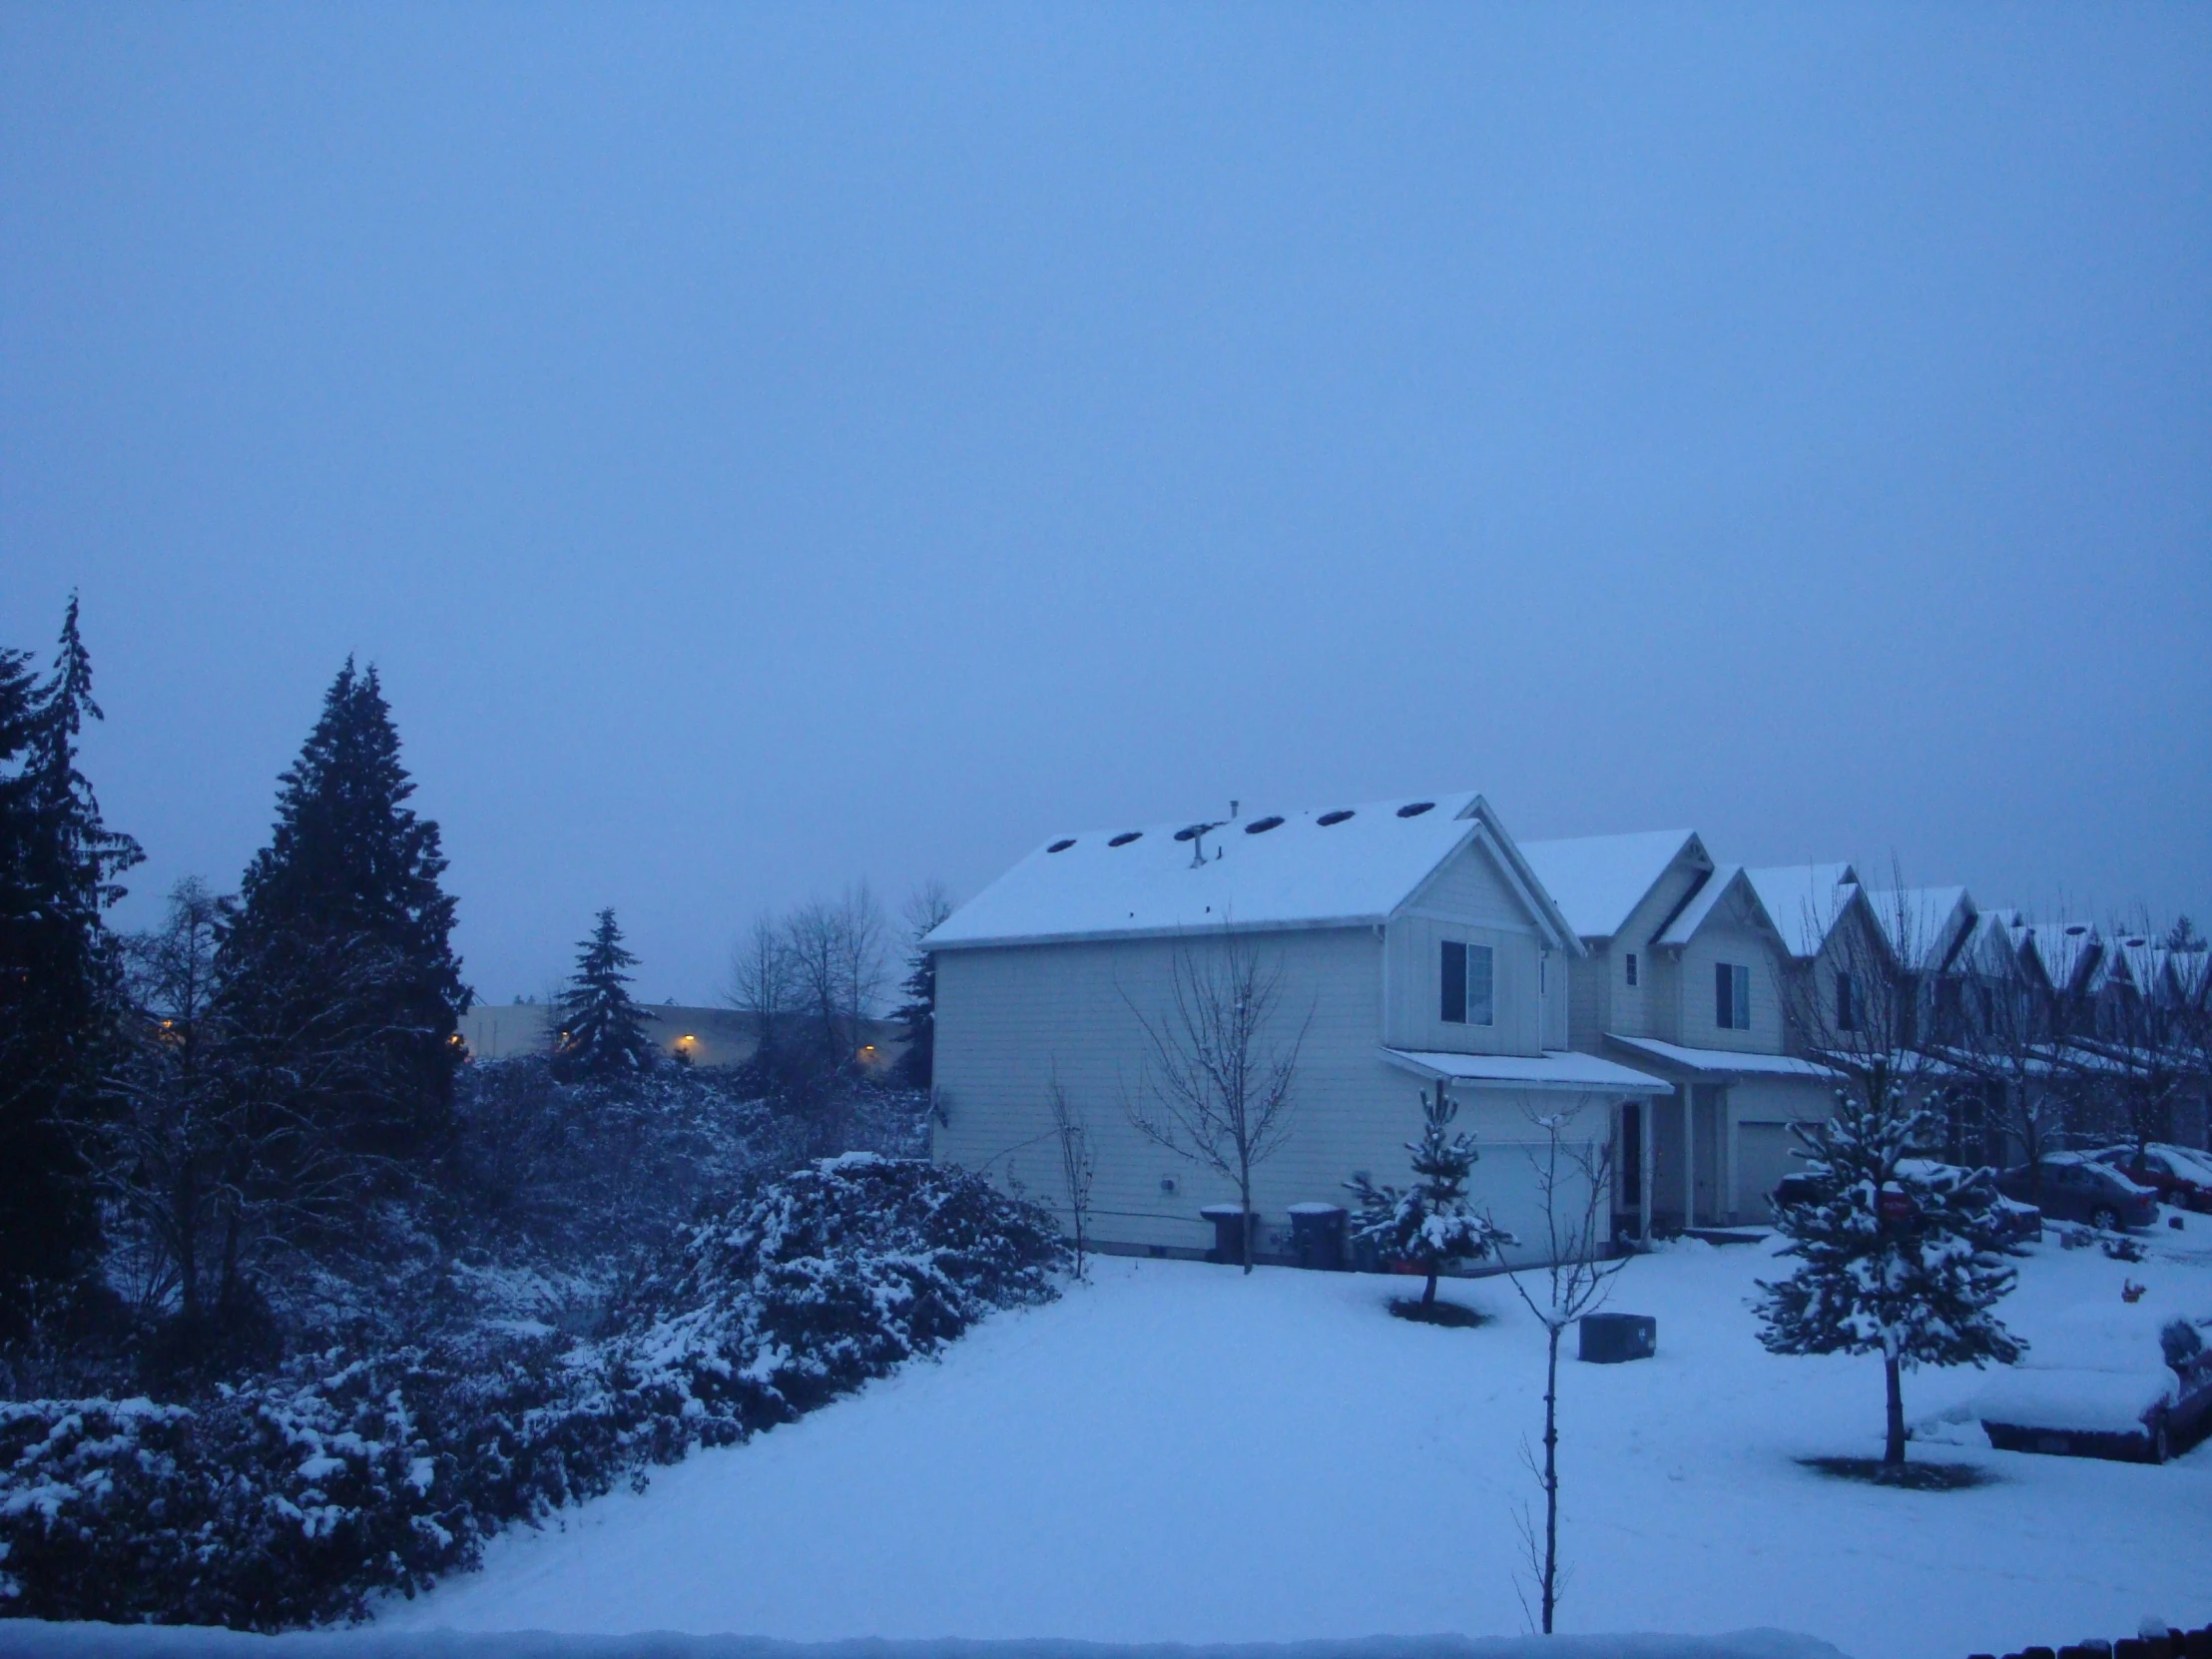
[
  {"x1": 0, "y1": 1160, "x2": 1065, "y2": 1629},
  {"x1": 0, "y1": 1627, "x2": 1856, "y2": 1659}
]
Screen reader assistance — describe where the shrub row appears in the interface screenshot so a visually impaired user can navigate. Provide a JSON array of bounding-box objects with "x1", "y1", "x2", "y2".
[{"x1": 0, "y1": 1157, "x2": 1064, "y2": 1628}]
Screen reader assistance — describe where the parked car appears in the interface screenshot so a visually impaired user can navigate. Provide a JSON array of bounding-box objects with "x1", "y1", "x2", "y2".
[
  {"x1": 1973, "y1": 1303, "x2": 2212, "y2": 1464},
  {"x1": 2086, "y1": 1143, "x2": 2212, "y2": 1214},
  {"x1": 1995, "y1": 1152, "x2": 2159, "y2": 1231},
  {"x1": 1770, "y1": 1161, "x2": 2040, "y2": 1245}
]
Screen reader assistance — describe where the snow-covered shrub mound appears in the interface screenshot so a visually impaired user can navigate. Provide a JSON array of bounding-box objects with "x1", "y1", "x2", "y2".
[
  {"x1": 0, "y1": 1159, "x2": 1064, "y2": 1631},
  {"x1": 613, "y1": 1154, "x2": 1068, "y2": 1433}
]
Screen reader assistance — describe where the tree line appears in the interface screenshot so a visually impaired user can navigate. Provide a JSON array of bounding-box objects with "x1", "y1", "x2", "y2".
[{"x1": 0, "y1": 600, "x2": 944, "y2": 1383}]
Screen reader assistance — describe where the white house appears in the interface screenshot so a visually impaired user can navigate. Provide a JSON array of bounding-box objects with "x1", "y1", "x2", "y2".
[
  {"x1": 1521, "y1": 834, "x2": 1841, "y2": 1230},
  {"x1": 926, "y1": 791, "x2": 1671, "y2": 1266}
]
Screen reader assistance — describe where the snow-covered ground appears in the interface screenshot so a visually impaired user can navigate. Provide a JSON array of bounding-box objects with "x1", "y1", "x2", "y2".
[{"x1": 378, "y1": 1229, "x2": 2212, "y2": 1659}]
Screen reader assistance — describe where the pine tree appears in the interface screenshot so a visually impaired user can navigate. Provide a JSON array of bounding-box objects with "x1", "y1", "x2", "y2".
[
  {"x1": 1348, "y1": 1083, "x2": 1514, "y2": 1307},
  {"x1": 554, "y1": 908, "x2": 655, "y2": 1079},
  {"x1": 890, "y1": 881, "x2": 950, "y2": 1091},
  {"x1": 889, "y1": 944, "x2": 937, "y2": 1090},
  {"x1": 0, "y1": 598, "x2": 143, "y2": 1328},
  {"x1": 1755, "y1": 1087, "x2": 2022, "y2": 1466},
  {"x1": 219, "y1": 661, "x2": 466, "y2": 1162}
]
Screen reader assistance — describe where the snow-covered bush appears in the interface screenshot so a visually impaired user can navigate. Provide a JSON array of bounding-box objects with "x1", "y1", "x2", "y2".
[
  {"x1": 612, "y1": 1154, "x2": 1068, "y2": 1431},
  {"x1": 0, "y1": 1157, "x2": 1064, "y2": 1629}
]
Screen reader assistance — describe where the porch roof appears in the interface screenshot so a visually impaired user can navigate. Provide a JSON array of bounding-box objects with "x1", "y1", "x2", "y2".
[
  {"x1": 1607, "y1": 1033, "x2": 1843, "y2": 1080},
  {"x1": 1382, "y1": 1047, "x2": 1673, "y2": 1095}
]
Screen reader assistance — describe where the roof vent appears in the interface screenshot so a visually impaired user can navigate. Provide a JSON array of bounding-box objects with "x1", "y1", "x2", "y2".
[
  {"x1": 1244, "y1": 816, "x2": 1285, "y2": 834},
  {"x1": 1396, "y1": 801, "x2": 1435, "y2": 819},
  {"x1": 1109, "y1": 831, "x2": 1143, "y2": 847},
  {"x1": 1317, "y1": 810, "x2": 1355, "y2": 827},
  {"x1": 1047, "y1": 838, "x2": 1076, "y2": 853}
]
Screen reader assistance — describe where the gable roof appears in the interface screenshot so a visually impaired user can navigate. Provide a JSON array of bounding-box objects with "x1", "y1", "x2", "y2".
[
  {"x1": 2023, "y1": 921, "x2": 2100, "y2": 995},
  {"x1": 1655, "y1": 863, "x2": 1783, "y2": 950},
  {"x1": 1744, "y1": 862, "x2": 1861, "y2": 960},
  {"x1": 1519, "y1": 830, "x2": 1708, "y2": 940},
  {"x1": 926, "y1": 789, "x2": 1582, "y2": 953},
  {"x1": 1866, "y1": 886, "x2": 1975, "y2": 972}
]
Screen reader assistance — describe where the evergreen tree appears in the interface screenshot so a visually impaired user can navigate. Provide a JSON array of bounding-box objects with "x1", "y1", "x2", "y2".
[
  {"x1": 0, "y1": 598, "x2": 143, "y2": 1328},
  {"x1": 1348, "y1": 1083, "x2": 1514, "y2": 1307},
  {"x1": 218, "y1": 661, "x2": 466, "y2": 1163},
  {"x1": 554, "y1": 908, "x2": 655, "y2": 1079},
  {"x1": 890, "y1": 881, "x2": 950, "y2": 1091},
  {"x1": 889, "y1": 945, "x2": 937, "y2": 1091},
  {"x1": 1755, "y1": 1087, "x2": 2022, "y2": 1466}
]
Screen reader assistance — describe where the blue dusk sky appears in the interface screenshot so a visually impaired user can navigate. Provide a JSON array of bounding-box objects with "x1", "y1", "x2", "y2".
[{"x1": 3, "y1": 4, "x2": 2207, "y2": 1000}]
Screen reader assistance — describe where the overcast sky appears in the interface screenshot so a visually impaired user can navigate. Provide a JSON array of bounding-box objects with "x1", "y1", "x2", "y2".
[{"x1": 4, "y1": 5, "x2": 2207, "y2": 1004}]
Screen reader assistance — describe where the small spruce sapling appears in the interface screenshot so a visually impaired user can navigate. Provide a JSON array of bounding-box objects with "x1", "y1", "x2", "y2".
[
  {"x1": 1348, "y1": 1083, "x2": 1514, "y2": 1308},
  {"x1": 1755, "y1": 1090, "x2": 2023, "y2": 1467}
]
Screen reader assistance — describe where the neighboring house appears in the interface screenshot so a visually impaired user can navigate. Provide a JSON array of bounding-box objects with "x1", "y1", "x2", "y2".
[
  {"x1": 926, "y1": 791, "x2": 1672, "y2": 1266},
  {"x1": 1522, "y1": 835, "x2": 1840, "y2": 1231},
  {"x1": 459, "y1": 1001, "x2": 907, "y2": 1075}
]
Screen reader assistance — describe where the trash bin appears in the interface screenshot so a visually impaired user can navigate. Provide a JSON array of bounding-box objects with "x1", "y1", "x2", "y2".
[
  {"x1": 1578, "y1": 1312, "x2": 1657, "y2": 1364},
  {"x1": 1199, "y1": 1205, "x2": 1254, "y2": 1265},
  {"x1": 1287, "y1": 1203, "x2": 1348, "y2": 1272}
]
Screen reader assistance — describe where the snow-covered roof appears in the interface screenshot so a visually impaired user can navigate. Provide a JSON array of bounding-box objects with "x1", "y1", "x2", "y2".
[
  {"x1": 1606, "y1": 1034, "x2": 1844, "y2": 1079},
  {"x1": 1382, "y1": 1048, "x2": 1673, "y2": 1095},
  {"x1": 1653, "y1": 864, "x2": 1783, "y2": 950},
  {"x1": 1866, "y1": 886, "x2": 1974, "y2": 971},
  {"x1": 1518, "y1": 830, "x2": 1707, "y2": 941},
  {"x1": 926, "y1": 789, "x2": 1581, "y2": 953},
  {"x1": 1743, "y1": 863, "x2": 1860, "y2": 960},
  {"x1": 2022, "y1": 922, "x2": 2099, "y2": 994}
]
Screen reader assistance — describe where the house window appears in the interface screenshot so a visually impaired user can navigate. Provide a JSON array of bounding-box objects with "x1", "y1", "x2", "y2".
[
  {"x1": 1625, "y1": 952, "x2": 1639, "y2": 987},
  {"x1": 1539, "y1": 955, "x2": 1547, "y2": 995},
  {"x1": 1440, "y1": 939, "x2": 1494, "y2": 1027},
  {"x1": 1836, "y1": 970, "x2": 1858, "y2": 1033},
  {"x1": 1715, "y1": 961, "x2": 1751, "y2": 1030}
]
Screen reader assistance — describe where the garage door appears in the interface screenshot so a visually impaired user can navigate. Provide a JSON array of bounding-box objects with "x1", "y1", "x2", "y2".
[{"x1": 1735, "y1": 1123, "x2": 1797, "y2": 1220}]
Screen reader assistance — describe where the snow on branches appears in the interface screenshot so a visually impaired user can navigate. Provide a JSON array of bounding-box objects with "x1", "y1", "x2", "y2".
[
  {"x1": 1347, "y1": 1083, "x2": 1514, "y2": 1308},
  {"x1": 1755, "y1": 1088, "x2": 2022, "y2": 1465}
]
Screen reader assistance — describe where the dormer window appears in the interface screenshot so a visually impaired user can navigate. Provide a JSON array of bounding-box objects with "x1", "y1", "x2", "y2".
[{"x1": 1440, "y1": 940, "x2": 1494, "y2": 1027}]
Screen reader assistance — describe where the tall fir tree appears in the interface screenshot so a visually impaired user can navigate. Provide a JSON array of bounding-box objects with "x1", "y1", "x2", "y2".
[
  {"x1": 0, "y1": 598, "x2": 143, "y2": 1327},
  {"x1": 1347, "y1": 1083, "x2": 1514, "y2": 1308},
  {"x1": 218, "y1": 661, "x2": 466, "y2": 1163},
  {"x1": 554, "y1": 908, "x2": 656, "y2": 1079},
  {"x1": 1755, "y1": 1086, "x2": 2022, "y2": 1466},
  {"x1": 891, "y1": 881, "x2": 950, "y2": 1091}
]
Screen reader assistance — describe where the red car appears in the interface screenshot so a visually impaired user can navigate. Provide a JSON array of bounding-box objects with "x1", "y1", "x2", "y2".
[{"x1": 2089, "y1": 1144, "x2": 2212, "y2": 1214}]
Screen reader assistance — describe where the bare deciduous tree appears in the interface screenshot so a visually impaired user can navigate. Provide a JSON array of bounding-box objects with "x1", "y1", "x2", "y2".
[
  {"x1": 1504, "y1": 1106, "x2": 1627, "y2": 1636},
  {"x1": 1048, "y1": 1070, "x2": 1095, "y2": 1280},
  {"x1": 1123, "y1": 927, "x2": 1308, "y2": 1274}
]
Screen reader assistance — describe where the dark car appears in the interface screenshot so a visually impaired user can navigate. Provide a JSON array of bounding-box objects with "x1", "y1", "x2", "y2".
[
  {"x1": 1771, "y1": 1161, "x2": 2040, "y2": 1244},
  {"x1": 2087, "y1": 1144, "x2": 2212, "y2": 1214},
  {"x1": 1975, "y1": 1305, "x2": 2212, "y2": 1464},
  {"x1": 1996, "y1": 1153, "x2": 2159, "y2": 1231}
]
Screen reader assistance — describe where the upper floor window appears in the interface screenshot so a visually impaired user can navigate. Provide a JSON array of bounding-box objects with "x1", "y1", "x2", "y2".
[
  {"x1": 1836, "y1": 970, "x2": 1859, "y2": 1033},
  {"x1": 1440, "y1": 939, "x2": 1495, "y2": 1027},
  {"x1": 1715, "y1": 961, "x2": 1751, "y2": 1030},
  {"x1": 1625, "y1": 951, "x2": 1639, "y2": 987}
]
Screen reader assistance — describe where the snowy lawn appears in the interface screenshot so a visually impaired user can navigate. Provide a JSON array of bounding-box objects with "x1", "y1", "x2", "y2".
[{"x1": 378, "y1": 1230, "x2": 2212, "y2": 1659}]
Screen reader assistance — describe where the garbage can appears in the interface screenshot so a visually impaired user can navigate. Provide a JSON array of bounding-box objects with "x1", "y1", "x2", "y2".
[
  {"x1": 1200, "y1": 1205, "x2": 1254, "y2": 1265},
  {"x1": 1578, "y1": 1312, "x2": 1657, "y2": 1364},
  {"x1": 1287, "y1": 1203, "x2": 1348, "y2": 1272}
]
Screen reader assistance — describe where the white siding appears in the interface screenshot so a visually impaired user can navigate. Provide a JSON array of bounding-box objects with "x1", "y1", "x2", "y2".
[
  {"x1": 1673, "y1": 904, "x2": 1789, "y2": 1054},
  {"x1": 933, "y1": 924, "x2": 1617, "y2": 1263}
]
